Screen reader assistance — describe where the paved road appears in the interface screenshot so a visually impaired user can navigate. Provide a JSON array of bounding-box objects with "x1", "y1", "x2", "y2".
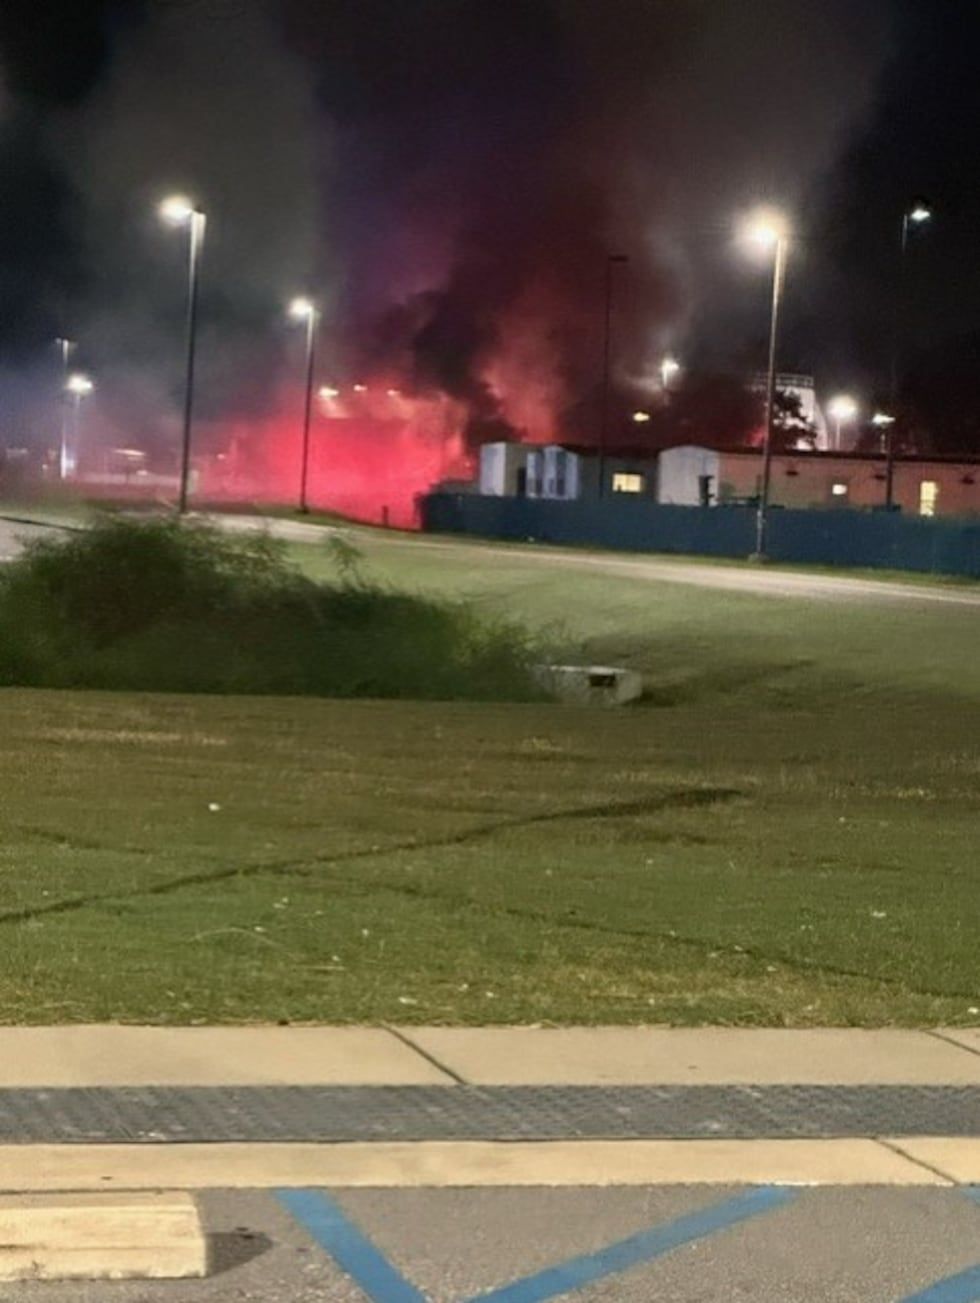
[
  {"x1": 6, "y1": 1185, "x2": 979, "y2": 1302},
  {"x1": 211, "y1": 513, "x2": 980, "y2": 609}
]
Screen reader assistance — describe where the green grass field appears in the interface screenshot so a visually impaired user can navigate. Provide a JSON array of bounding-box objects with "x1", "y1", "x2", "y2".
[{"x1": 1, "y1": 524, "x2": 978, "y2": 1025}]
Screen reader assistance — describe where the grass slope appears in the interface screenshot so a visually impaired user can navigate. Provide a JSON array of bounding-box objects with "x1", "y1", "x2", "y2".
[{"x1": 1, "y1": 527, "x2": 978, "y2": 1025}]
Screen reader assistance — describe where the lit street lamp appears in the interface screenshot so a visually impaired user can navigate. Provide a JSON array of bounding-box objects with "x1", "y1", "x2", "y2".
[
  {"x1": 65, "y1": 373, "x2": 94, "y2": 477},
  {"x1": 660, "y1": 355, "x2": 680, "y2": 392},
  {"x1": 827, "y1": 394, "x2": 858, "y2": 451},
  {"x1": 872, "y1": 411, "x2": 897, "y2": 503},
  {"x1": 160, "y1": 194, "x2": 206, "y2": 514},
  {"x1": 742, "y1": 207, "x2": 790, "y2": 558},
  {"x1": 288, "y1": 296, "x2": 320, "y2": 514},
  {"x1": 888, "y1": 197, "x2": 932, "y2": 509},
  {"x1": 598, "y1": 253, "x2": 629, "y2": 498},
  {"x1": 54, "y1": 338, "x2": 75, "y2": 479}
]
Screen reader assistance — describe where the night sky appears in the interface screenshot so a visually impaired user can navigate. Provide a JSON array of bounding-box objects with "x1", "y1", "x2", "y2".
[{"x1": 0, "y1": 0, "x2": 977, "y2": 453}]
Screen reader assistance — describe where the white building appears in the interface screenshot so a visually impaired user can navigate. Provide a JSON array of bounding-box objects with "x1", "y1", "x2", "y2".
[
  {"x1": 656, "y1": 445, "x2": 720, "y2": 506},
  {"x1": 478, "y1": 442, "x2": 532, "y2": 496}
]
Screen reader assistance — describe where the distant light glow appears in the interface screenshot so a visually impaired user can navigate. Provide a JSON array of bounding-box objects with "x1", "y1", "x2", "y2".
[
  {"x1": 288, "y1": 296, "x2": 316, "y2": 321},
  {"x1": 159, "y1": 195, "x2": 196, "y2": 225},
  {"x1": 909, "y1": 203, "x2": 932, "y2": 224},
  {"x1": 742, "y1": 206, "x2": 790, "y2": 250},
  {"x1": 632, "y1": 410, "x2": 651, "y2": 423},
  {"x1": 386, "y1": 388, "x2": 401, "y2": 397},
  {"x1": 66, "y1": 373, "x2": 94, "y2": 396},
  {"x1": 828, "y1": 394, "x2": 858, "y2": 422},
  {"x1": 660, "y1": 356, "x2": 680, "y2": 387},
  {"x1": 318, "y1": 385, "x2": 340, "y2": 400},
  {"x1": 871, "y1": 411, "x2": 896, "y2": 427},
  {"x1": 352, "y1": 384, "x2": 368, "y2": 393}
]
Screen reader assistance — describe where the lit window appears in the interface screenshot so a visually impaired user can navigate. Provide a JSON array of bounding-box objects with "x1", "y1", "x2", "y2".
[
  {"x1": 920, "y1": 481, "x2": 939, "y2": 517},
  {"x1": 831, "y1": 482, "x2": 848, "y2": 498},
  {"x1": 612, "y1": 472, "x2": 645, "y2": 493}
]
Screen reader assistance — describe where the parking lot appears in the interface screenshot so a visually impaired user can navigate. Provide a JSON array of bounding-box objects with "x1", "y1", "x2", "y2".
[{"x1": 3, "y1": 1184, "x2": 977, "y2": 1303}]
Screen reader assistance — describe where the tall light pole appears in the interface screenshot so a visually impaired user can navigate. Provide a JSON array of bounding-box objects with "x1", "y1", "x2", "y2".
[
  {"x1": 54, "y1": 338, "x2": 75, "y2": 480},
  {"x1": 888, "y1": 198, "x2": 932, "y2": 509},
  {"x1": 598, "y1": 253, "x2": 628, "y2": 499},
  {"x1": 160, "y1": 195, "x2": 206, "y2": 514},
  {"x1": 288, "y1": 297, "x2": 320, "y2": 514},
  {"x1": 65, "y1": 373, "x2": 94, "y2": 477},
  {"x1": 742, "y1": 208, "x2": 789, "y2": 559}
]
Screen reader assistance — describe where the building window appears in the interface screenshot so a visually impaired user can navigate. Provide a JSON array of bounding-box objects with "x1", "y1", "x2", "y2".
[
  {"x1": 612, "y1": 472, "x2": 645, "y2": 493},
  {"x1": 831, "y1": 482, "x2": 848, "y2": 499},
  {"x1": 919, "y1": 481, "x2": 939, "y2": 517}
]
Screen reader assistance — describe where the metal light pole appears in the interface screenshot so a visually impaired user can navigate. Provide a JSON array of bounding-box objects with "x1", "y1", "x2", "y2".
[
  {"x1": 160, "y1": 196, "x2": 206, "y2": 514},
  {"x1": 55, "y1": 338, "x2": 74, "y2": 480},
  {"x1": 887, "y1": 198, "x2": 932, "y2": 509},
  {"x1": 754, "y1": 230, "x2": 787, "y2": 558},
  {"x1": 598, "y1": 254, "x2": 628, "y2": 499},
  {"x1": 288, "y1": 298, "x2": 320, "y2": 513}
]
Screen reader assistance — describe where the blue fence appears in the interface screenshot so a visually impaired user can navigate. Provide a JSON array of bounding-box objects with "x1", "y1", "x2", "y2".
[{"x1": 420, "y1": 494, "x2": 980, "y2": 578}]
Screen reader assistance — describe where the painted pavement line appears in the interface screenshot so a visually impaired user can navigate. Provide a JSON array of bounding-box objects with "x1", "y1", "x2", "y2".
[
  {"x1": 276, "y1": 1186, "x2": 797, "y2": 1303},
  {"x1": 459, "y1": 1185, "x2": 797, "y2": 1303},
  {"x1": 276, "y1": 1189, "x2": 427, "y2": 1303},
  {"x1": 897, "y1": 1189, "x2": 980, "y2": 1302},
  {"x1": 898, "y1": 1265, "x2": 980, "y2": 1303}
]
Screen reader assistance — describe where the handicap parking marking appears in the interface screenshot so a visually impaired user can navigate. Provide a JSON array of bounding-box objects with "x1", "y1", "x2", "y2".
[
  {"x1": 276, "y1": 1185, "x2": 797, "y2": 1303},
  {"x1": 897, "y1": 1188, "x2": 980, "y2": 1303},
  {"x1": 277, "y1": 1188, "x2": 427, "y2": 1303}
]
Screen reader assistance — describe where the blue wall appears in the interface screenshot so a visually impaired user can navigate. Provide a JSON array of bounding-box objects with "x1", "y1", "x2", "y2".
[{"x1": 420, "y1": 494, "x2": 980, "y2": 578}]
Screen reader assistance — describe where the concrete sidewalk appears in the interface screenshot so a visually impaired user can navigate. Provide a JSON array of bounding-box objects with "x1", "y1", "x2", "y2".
[
  {"x1": 1, "y1": 1026, "x2": 978, "y2": 1190},
  {"x1": 0, "y1": 1025, "x2": 977, "y2": 1087}
]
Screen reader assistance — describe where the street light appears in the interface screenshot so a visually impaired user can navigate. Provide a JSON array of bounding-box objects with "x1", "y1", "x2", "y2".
[
  {"x1": 888, "y1": 197, "x2": 933, "y2": 509},
  {"x1": 632, "y1": 411, "x2": 651, "y2": 424},
  {"x1": 318, "y1": 385, "x2": 340, "y2": 400},
  {"x1": 598, "y1": 253, "x2": 629, "y2": 499},
  {"x1": 827, "y1": 394, "x2": 858, "y2": 451},
  {"x1": 660, "y1": 355, "x2": 680, "y2": 391},
  {"x1": 54, "y1": 338, "x2": 75, "y2": 480},
  {"x1": 159, "y1": 194, "x2": 206, "y2": 514},
  {"x1": 64, "y1": 373, "x2": 94, "y2": 478},
  {"x1": 288, "y1": 296, "x2": 320, "y2": 514},
  {"x1": 741, "y1": 207, "x2": 790, "y2": 558}
]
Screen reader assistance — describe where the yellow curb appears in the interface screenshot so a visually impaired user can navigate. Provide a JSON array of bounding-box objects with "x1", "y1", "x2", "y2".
[
  {"x1": 0, "y1": 1140, "x2": 951, "y2": 1191},
  {"x1": 0, "y1": 1192, "x2": 206, "y2": 1282}
]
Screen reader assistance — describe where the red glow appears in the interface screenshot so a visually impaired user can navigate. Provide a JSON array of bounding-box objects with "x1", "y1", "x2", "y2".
[{"x1": 197, "y1": 386, "x2": 471, "y2": 528}]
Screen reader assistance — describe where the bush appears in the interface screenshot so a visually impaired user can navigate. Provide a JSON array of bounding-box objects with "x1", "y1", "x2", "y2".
[{"x1": 0, "y1": 516, "x2": 543, "y2": 701}]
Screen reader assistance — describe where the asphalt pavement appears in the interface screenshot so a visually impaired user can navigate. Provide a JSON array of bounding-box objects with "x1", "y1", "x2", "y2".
[{"x1": 3, "y1": 1185, "x2": 978, "y2": 1302}]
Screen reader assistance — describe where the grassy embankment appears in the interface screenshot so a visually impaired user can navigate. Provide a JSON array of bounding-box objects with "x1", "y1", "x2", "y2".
[{"x1": 0, "y1": 519, "x2": 977, "y2": 1025}]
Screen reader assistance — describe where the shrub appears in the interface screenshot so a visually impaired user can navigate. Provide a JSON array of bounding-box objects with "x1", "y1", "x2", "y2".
[{"x1": 0, "y1": 516, "x2": 543, "y2": 701}]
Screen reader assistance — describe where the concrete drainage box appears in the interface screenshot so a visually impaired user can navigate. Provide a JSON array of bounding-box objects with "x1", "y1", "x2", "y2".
[{"x1": 535, "y1": 664, "x2": 643, "y2": 706}]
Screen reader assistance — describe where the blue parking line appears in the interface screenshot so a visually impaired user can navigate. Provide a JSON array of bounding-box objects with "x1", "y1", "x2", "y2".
[
  {"x1": 464, "y1": 1186, "x2": 797, "y2": 1303},
  {"x1": 899, "y1": 1265, "x2": 980, "y2": 1303},
  {"x1": 276, "y1": 1189, "x2": 427, "y2": 1303},
  {"x1": 277, "y1": 1184, "x2": 795, "y2": 1303},
  {"x1": 897, "y1": 1190, "x2": 980, "y2": 1302}
]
